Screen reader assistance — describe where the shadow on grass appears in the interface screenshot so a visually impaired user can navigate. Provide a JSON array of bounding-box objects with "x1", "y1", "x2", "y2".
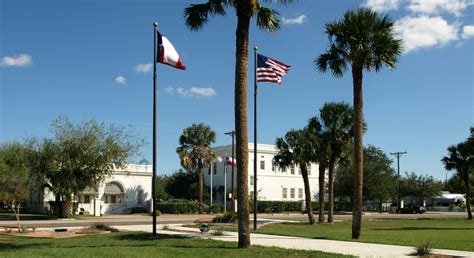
[
  {"x1": 0, "y1": 242, "x2": 52, "y2": 251},
  {"x1": 114, "y1": 232, "x2": 186, "y2": 241},
  {"x1": 373, "y1": 227, "x2": 473, "y2": 231}
]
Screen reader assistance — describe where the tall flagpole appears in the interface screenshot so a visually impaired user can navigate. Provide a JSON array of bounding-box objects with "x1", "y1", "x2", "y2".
[
  {"x1": 253, "y1": 46, "x2": 258, "y2": 231},
  {"x1": 152, "y1": 22, "x2": 158, "y2": 237}
]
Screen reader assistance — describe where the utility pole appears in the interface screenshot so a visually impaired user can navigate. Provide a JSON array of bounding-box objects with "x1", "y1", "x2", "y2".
[
  {"x1": 225, "y1": 131, "x2": 236, "y2": 212},
  {"x1": 390, "y1": 151, "x2": 407, "y2": 214}
]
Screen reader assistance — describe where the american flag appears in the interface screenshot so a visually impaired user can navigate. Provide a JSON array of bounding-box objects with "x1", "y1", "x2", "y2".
[{"x1": 256, "y1": 54, "x2": 291, "y2": 84}]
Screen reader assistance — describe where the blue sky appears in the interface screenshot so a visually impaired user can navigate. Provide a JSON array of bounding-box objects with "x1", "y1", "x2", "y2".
[{"x1": 1, "y1": 0, "x2": 473, "y2": 180}]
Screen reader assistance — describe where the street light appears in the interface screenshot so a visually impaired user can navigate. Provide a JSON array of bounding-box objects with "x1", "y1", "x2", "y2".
[
  {"x1": 224, "y1": 130, "x2": 235, "y2": 212},
  {"x1": 390, "y1": 151, "x2": 407, "y2": 214}
]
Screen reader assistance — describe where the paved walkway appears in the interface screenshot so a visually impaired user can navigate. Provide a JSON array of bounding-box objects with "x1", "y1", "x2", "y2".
[{"x1": 109, "y1": 224, "x2": 474, "y2": 258}]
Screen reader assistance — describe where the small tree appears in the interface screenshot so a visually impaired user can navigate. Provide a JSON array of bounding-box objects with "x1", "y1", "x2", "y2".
[
  {"x1": 274, "y1": 129, "x2": 318, "y2": 225},
  {"x1": 165, "y1": 169, "x2": 209, "y2": 201},
  {"x1": 0, "y1": 142, "x2": 31, "y2": 230},
  {"x1": 30, "y1": 117, "x2": 141, "y2": 217},
  {"x1": 176, "y1": 123, "x2": 216, "y2": 214},
  {"x1": 400, "y1": 172, "x2": 443, "y2": 205},
  {"x1": 334, "y1": 145, "x2": 397, "y2": 209},
  {"x1": 441, "y1": 129, "x2": 473, "y2": 219}
]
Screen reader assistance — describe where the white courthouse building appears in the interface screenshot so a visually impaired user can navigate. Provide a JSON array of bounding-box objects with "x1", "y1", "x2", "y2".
[
  {"x1": 205, "y1": 143, "x2": 322, "y2": 207},
  {"x1": 28, "y1": 164, "x2": 153, "y2": 216}
]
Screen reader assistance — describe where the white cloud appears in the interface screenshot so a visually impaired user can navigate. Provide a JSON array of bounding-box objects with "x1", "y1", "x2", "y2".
[
  {"x1": 134, "y1": 63, "x2": 152, "y2": 73},
  {"x1": 168, "y1": 86, "x2": 217, "y2": 98},
  {"x1": 407, "y1": 0, "x2": 473, "y2": 17},
  {"x1": 163, "y1": 86, "x2": 174, "y2": 93},
  {"x1": 462, "y1": 25, "x2": 474, "y2": 39},
  {"x1": 115, "y1": 76, "x2": 126, "y2": 84},
  {"x1": 363, "y1": 0, "x2": 400, "y2": 12},
  {"x1": 394, "y1": 16, "x2": 459, "y2": 53},
  {"x1": 0, "y1": 54, "x2": 32, "y2": 67},
  {"x1": 281, "y1": 15, "x2": 307, "y2": 25}
]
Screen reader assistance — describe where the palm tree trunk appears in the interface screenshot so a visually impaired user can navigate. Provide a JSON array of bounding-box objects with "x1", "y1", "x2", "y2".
[
  {"x1": 198, "y1": 164, "x2": 203, "y2": 214},
  {"x1": 464, "y1": 168, "x2": 472, "y2": 220},
  {"x1": 235, "y1": 4, "x2": 252, "y2": 248},
  {"x1": 63, "y1": 194, "x2": 73, "y2": 218},
  {"x1": 300, "y1": 163, "x2": 315, "y2": 224},
  {"x1": 328, "y1": 155, "x2": 336, "y2": 223},
  {"x1": 318, "y1": 161, "x2": 326, "y2": 223},
  {"x1": 351, "y1": 64, "x2": 364, "y2": 240}
]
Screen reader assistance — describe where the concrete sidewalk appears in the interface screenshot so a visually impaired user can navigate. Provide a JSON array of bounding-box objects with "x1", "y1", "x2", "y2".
[{"x1": 111, "y1": 224, "x2": 474, "y2": 258}]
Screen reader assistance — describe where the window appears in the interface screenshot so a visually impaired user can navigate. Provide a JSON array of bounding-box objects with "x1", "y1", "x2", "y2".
[
  {"x1": 298, "y1": 188, "x2": 303, "y2": 199},
  {"x1": 308, "y1": 165, "x2": 311, "y2": 175},
  {"x1": 272, "y1": 163, "x2": 275, "y2": 172},
  {"x1": 291, "y1": 165, "x2": 295, "y2": 175},
  {"x1": 250, "y1": 176, "x2": 254, "y2": 186},
  {"x1": 84, "y1": 195, "x2": 90, "y2": 204},
  {"x1": 110, "y1": 195, "x2": 116, "y2": 204},
  {"x1": 282, "y1": 188, "x2": 287, "y2": 199},
  {"x1": 290, "y1": 188, "x2": 295, "y2": 199},
  {"x1": 213, "y1": 163, "x2": 217, "y2": 175},
  {"x1": 260, "y1": 160, "x2": 265, "y2": 170}
]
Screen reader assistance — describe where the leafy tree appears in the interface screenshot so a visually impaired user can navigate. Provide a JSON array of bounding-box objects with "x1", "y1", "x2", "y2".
[
  {"x1": 184, "y1": 0, "x2": 294, "y2": 248},
  {"x1": 334, "y1": 145, "x2": 397, "y2": 207},
  {"x1": 0, "y1": 142, "x2": 31, "y2": 229},
  {"x1": 315, "y1": 8, "x2": 402, "y2": 239},
  {"x1": 307, "y1": 116, "x2": 329, "y2": 223},
  {"x1": 399, "y1": 172, "x2": 443, "y2": 205},
  {"x1": 176, "y1": 123, "x2": 216, "y2": 214},
  {"x1": 442, "y1": 128, "x2": 473, "y2": 219},
  {"x1": 165, "y1": 170, "x2": 209, "y2": 201},
  {"x1": 319, "y1": 102, "x2": 354, "y2": 223},
  {"x1": 274, "y1": 129, "x2": 318, "y2": 224},
  {"x1": 445, "y1": 174, "x2": 474, "y2": 198},
  {"x1": 155, "y1": 175, "x2": 170, "y2": 200},
  {"x1": 30, "y1": 117, "x2": 141, "y2": 217}
]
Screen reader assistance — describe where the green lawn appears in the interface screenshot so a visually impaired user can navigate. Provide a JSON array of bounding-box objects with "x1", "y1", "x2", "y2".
[
  {"x1": 251, "y1": 218, "x2": 474, "y2": 251},
  {"x1": 0, "y1": 232, "x2": 351, "y2": 258}
]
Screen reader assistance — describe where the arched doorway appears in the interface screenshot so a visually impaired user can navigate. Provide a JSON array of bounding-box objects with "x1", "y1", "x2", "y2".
[{"x1": 102, "y1": 181, "x2": 126, "y2": 214}]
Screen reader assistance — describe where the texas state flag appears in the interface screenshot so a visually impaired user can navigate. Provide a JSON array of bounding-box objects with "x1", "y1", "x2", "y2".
[{"x1": 157, "y1": 31, "x2": 186, "y2": 70}]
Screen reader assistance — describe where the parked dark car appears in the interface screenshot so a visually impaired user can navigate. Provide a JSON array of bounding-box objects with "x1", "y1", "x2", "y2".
[{"x1": 401, "y1": 204, "x2": 426, "y2": 214}]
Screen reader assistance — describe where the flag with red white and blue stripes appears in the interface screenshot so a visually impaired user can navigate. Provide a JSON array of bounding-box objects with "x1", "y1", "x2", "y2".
[{"x1": 256, "y1": 54, "x2": 290, "y2": 84}]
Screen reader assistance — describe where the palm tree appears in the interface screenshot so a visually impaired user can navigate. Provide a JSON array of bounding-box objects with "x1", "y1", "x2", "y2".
[
  {"x1": 176, "y1": 123, "x2": 216, "y2": 214},
  {"x1": 184, "y1": 0, "x2": 294, "y2": 248},
  {"x1": 319, "y1": 102, "x2": 354, "y2": 223},
  {"x1": 315, "y1": 8, "x2": 402, "y2": 239},
  {"x1": 442, "y1": 130, "x2": 473, "y2": 220},
  {"x1": 307, "y1": 116, "x2": 328, "y2": 223},
  {"x1": 274, "y1": 129, "x2": 318, "y2": 224}
]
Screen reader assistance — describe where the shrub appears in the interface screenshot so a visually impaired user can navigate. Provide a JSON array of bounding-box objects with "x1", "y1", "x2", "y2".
[
  {"x1": 411, "y1": 241, "x2": 434, "y2": 256},
  {"x1": 90, "y1": 223, "x2": 119, "y2": 232},
  {"x1": 212, "y1": 212, "x2": 237, "y2": 223},
  {"x1": 129, "y1": 207, "x2": 148, "y2": 214},
  {"x1": 19, "y1": 225, "x2": 28, "y2": 233},
  {"x1": 212, "y1": 227, "x2": 225, "y2": 236},
  {"x1": 5, "y1": 228, "x2": 12, "y2": 233},
  {"x1": 208, "y1": 205, "x2": 222, "y2": 214},
  {"x1": 162, "y1": 225, "x2": 170, "y2": 230}
]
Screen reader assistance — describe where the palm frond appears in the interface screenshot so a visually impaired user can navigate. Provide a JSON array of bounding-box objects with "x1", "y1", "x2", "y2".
[
  {"x1": 256, "y1": 6, "x2": 280, "y2": 32},
  {"x1": 184, "y1": 1, "x2": 228, "y2": 31}
]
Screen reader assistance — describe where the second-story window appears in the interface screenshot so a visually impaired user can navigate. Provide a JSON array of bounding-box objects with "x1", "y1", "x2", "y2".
[
  {"x1": 260, "y1": 160, "x2": 265, "y2": 170},
  {"x1": 213, "y1": 163, "x2": 217, "y2": 175},
  {"x1": 291, "y1": 165, "x2": 295, "y2": 175},
  {"x1": 308, "y1": 164, "x2": 311, "y2": 175},
  {"x1": 250, "y1": 176, "x2": 254, "y2": 186}
]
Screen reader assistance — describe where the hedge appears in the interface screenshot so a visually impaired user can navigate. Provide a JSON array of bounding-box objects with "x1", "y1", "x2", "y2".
[
  {"x1": 250, "y1": 201, "x2": 320, "y2": 213},
  {"x1": 156, "y1": 200, "x2": 208, "y2": 214}
]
